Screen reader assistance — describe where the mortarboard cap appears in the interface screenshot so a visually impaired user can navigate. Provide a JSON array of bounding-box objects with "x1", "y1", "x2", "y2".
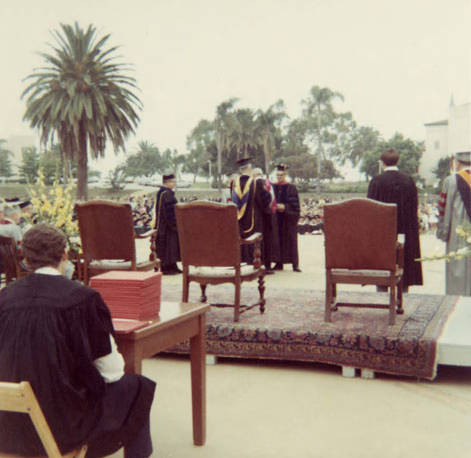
[
  {"x1": 236, "y1": 157, "x2": 252, "y2": 167},
  {"x1": 276, "y1": 164, "x2": 289, "y2": 171},
  {"x1": 162, "y1": 173, "x2": 175, "y2": 181},
  {"x1": 19, "y1": 199, "x2": 32, "y2": 209},
  {"x1": 455, "y1": 151, "x2": 471, "y2": 164}
]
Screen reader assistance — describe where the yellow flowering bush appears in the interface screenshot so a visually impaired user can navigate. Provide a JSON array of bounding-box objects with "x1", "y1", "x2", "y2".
[{"x1": 28, "y1": 169, "x2": 80, "y2": 251}]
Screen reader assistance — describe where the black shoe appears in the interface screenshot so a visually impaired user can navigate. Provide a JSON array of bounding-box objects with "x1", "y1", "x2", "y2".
[
  {"x1": 293, "y1": 267, "x2": 302, "y2": 272},
  {"x1": 162, "y1": 269, "x2": 179, "y2": 275},
  {"x1": 274, "y1": 263, "x2": 283, "y2": 270}
]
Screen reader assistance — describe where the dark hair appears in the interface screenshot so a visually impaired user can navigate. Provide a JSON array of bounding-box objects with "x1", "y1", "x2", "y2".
[
  {"x1": 22, "y1": 224, "x2": 67, "y2": 270},
  {"x1": 380, "y1": 148, "x2": 400, "y2": 166}
]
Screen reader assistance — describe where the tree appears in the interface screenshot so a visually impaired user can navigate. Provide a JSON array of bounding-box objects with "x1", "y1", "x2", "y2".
[
  {"x1": 320, "y1": 159, "x2": 342, "y2": 181},
  {"x1": 40, "y1": 145, "x2": 68, "y2": 185},
  {"x1": 0, "y1": 139, "x2": 13, "y2": 178},
  {"x1": 280, "y1": 153, "x2": 317, "y2": 186},
  {"x1": 301, "y1": 86, "x2": 356, "y2": 181},
  {"x1": 22, "y1": 22, "x2": 141, "y2": 200},
  {"x1": 359, "y1": 133, "x2": 424, "y2": 181},
  {"x1": 123, "y1": 141, "x2": 164, "y2": 178},
  {"x1": 388, "y1": 133, "x2": 424, "y2": 181},
  {"x1": 231, "y1": 108, "x2": 258, "y2": 160},
  {"x1": 359, "y1": 148, "x2": 382, "y2": 180},
  {"x1": 186, "y1": 119, "x2": 215, "y2": 181},
  {"x1": 106, "y1": 165, "x2": 127, "y2": 192},
  {"x1": 161, "y1": 148, "x2": 185, "y2": 178},
  {"x1": 350, "y1": 126, "x2": 382, "y2": 167},
  {"x1": 255, "y1": 100, "x2": 286, "y2": 173},
  {"x1": 214, "y1": 99, "x2": 239, "y2": 191},
  {"x1": 20, "y1": 146, "x2": 40, "y2": 183},
  {"x1": 279, "y1": 118, "x2": 309, "y2": 162},
  {"x1": 433, "y1": 156, "x2": 452, "y2": 188}
]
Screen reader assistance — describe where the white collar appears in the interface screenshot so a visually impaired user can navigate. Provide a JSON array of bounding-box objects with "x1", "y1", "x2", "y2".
[
  {"x1": 383, "y1": 166, "x2": 399, "y2": 172},
  {"x1": 35, "y1": 266, "x2": 62, "y2": 276}
]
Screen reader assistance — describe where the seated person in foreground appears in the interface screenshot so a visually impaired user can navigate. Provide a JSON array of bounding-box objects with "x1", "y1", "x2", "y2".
[{"x1": 0, "y1": 224, "x2": 156, "y2": 458}]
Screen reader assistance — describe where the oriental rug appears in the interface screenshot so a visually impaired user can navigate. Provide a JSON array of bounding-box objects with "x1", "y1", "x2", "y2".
[{"x1": 161, "y1": 284, "x2": 457, "y2": 380}]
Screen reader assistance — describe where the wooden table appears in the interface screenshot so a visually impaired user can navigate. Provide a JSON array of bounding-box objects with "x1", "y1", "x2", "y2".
[{"x1": 114, "y1": 301, "x2": 210, "y2": 446}]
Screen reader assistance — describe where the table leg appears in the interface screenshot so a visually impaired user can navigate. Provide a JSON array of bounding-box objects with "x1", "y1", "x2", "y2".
[
  {"x1": 190, "y1": 314, "x2": 206, "y2": 445},
  {"x1": 119, "y1": 341, "x2": 142, "y2": 375}
]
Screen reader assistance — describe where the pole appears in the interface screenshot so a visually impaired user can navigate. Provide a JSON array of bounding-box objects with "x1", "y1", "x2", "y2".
[{"x1": 217, "y1": 131, "x2": 222, "y2": 196}]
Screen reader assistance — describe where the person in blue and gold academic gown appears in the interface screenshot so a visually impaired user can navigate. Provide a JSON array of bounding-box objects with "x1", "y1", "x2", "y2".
[
  {"x1": 230, "y1": 158, "x2": 272, "y2": 272},
  {"x1": 272, "y1": 164, "x2": 301, "y2": 272},
  {"x1": 154, "y1": 173, "x2": 181, "y2": 275}
]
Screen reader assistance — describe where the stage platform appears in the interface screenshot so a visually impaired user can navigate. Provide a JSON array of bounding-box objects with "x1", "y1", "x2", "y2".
[
  {"x1": 437, "y1": 295, "x2": 471, "y2": 367},
  {"x1": 162, "y1": 284, "x2": 469, "y2": 380}
]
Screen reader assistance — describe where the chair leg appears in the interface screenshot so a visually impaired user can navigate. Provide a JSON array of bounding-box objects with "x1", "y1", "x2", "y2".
[
  {"x1": 199, "y1": 284, "x2": 207, "y2": 303},
  {"x1": 234, "y1": 281, "x2": 241, "y2": 322},
  {"x1": 325, "y1": 273, "x2": 332, "y2": 322},
  {"x1": 389, "y1": 282, "x2": 396, "y2": 325},
  {"x1": 182, "y1": 274, "x2": 189, "y2": 302},
  {"x1": 397, "y1": 278, "x2": 404, "y2": 315},
  {"x1": 258, "y1": 275, "x2": 266, "y2": 314},
  {"x1": 332, "y1": 282, "x2": 338, "y2": 312}
]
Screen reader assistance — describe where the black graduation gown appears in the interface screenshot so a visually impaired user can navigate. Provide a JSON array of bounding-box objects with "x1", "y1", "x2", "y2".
[
  {"x1": 272, "y1": 183, "x2": 301, "y2": 266},
  {"x1": 367, "y1": 170, "x2": 423, "y2": 288},
  {"x1": 154, "y1": 186, "x2": 180, "y2": 268},
  {"x1": 0, "y1": 274, "x2": 155, "y2": 456}
]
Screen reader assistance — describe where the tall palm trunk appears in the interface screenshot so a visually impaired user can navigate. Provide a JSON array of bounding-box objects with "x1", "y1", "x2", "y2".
[
  {"x1": 77, "y1": 122, "x2": 88, "y2": 200},
  {"x1": 263, "y1": 133, "x2": 270, "y2": 174}
]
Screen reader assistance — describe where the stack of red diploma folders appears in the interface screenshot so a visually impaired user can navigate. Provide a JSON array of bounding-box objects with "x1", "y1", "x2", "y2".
[{"x1": 90, "y1": 270, "x2": 162, "y2": 320}]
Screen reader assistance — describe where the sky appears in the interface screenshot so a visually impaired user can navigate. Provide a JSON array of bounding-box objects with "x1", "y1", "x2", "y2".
[{"x1": 0, "y1": 0, "x2": 470, "y2": 174}]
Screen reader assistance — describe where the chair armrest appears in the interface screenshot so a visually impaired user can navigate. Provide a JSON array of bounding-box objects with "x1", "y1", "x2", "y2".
[
  {"x1": 240, "y1": 232, "x2": 263, "y2": 245},
  {"x1": 135, "y1": 229, "x2": 157, "y2": 239}
]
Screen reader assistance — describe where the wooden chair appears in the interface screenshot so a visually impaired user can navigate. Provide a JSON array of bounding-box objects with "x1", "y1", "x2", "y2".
[
  {"x1": 175, "y1": 201, "x2": 266, "y2": 322},
  {"x1": 75, "y1": 200, "x2": 160, "y2": 285},
  {"x1": 0, "y1": 381, "x2": 87, "y2": 458},
  {"x1": 323, "y1": 198, "x2": 404, "y2": 325},
  {"x1": 0, "y1": 236, "x2": 29, "y2": 286}
]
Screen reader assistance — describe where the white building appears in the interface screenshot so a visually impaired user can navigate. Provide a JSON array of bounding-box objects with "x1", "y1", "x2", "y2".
[
  {"x1": 422, "y1": 101, "x2": 471, "y2": 185},
  {"x1": 3, "y1": 134, "x2": 38, "y2": 174}
]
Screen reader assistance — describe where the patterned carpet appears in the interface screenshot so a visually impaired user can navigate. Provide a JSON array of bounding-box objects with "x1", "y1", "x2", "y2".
[{"x1": 162, "y1": 282, "x2": 457, "y2": 380}]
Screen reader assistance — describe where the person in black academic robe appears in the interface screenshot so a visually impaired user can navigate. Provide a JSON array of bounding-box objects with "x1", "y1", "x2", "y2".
[
  {"x1": 272, "y1": 164, "x2": 301, "y2": 272},
  {"x1": 231, "y1": 159, "x2": 272, "y2": 271},
  {"x1": 0, "y1": 224, "x2": 156, "y2": 457},
  {"x1": 367, "y1": 148, "x2": 423, "y2": 291},
  {"x1": 154, "y1": 173, "x2": 181, "y2": 275}
]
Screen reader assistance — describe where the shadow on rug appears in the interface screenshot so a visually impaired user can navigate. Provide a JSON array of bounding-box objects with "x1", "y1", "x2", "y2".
[{"x1": 162, "y1": 282, "x2": 457, "y2": 380}]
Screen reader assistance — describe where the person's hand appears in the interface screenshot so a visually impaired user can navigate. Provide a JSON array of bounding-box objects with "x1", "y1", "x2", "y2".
[{"x1": 277, "y1": 203, "x2": 285, "y2": 212}]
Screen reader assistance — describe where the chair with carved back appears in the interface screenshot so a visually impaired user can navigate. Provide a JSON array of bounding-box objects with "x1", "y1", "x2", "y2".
[
  {"x1": 0, "y1": 236, "x2": 29, "y2": 286},
  {"x1": 175, "y1": 201, "x2": 266, "y2": 322},
  {"x1": 75, "y1": 200, "x2": 160, "y2": 285},
  {"x1": 323, "y1": 198, "x2": 404, "y2": 325},
  {"x1": 0, "y1": 381, "x2": 87, "y2": 458}
]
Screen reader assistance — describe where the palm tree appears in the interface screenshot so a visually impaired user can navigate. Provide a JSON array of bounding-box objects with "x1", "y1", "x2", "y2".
[
  {"x1": 231, "y1": 108, "x2": 257, "y2": 160},
  {"x1": 0, "y1": 139, "x2": 13, "y2": 179},
  {"x1": 22, "y1": 22, "x2": 142, "y2": 200},
  {"x1": 255, "y1": 100, "x2": 286, "y2": 174},
  {"x1": 301, "y1": 86, "x2": 344, "y2": 164},
  {"x1": 214, "y1": 98, "x2": 238, "y2": 192}
]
